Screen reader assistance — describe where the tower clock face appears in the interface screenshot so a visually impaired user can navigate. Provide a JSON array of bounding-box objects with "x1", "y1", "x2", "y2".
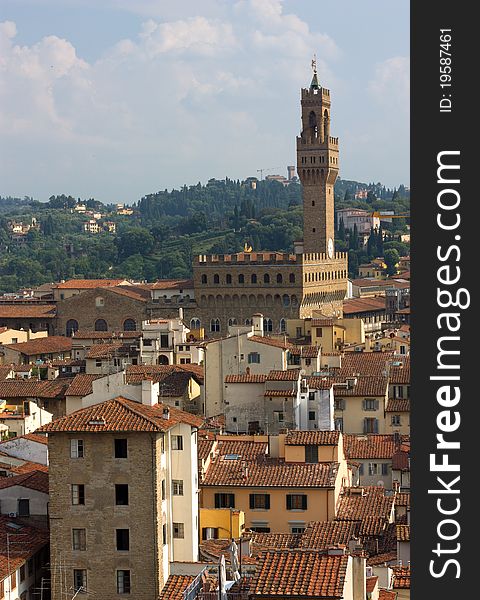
[{"x1": 328, "y1": 237, "x2": 334, "y2": 258}]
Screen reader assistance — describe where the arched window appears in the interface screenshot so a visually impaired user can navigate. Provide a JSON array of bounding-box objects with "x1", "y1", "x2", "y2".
[
  {"x1": 226, "y1": 274, "x2": 232, "y2": 284},
  {"x1": 263, "y1": 318, "x2": 273, "y2": 333},
  {"x1": 201, "y1": 274, "x2": 208, "y2": 284},
  {"x1": 210, "y1": 318, "x2": 221, "y2": 332},
  {"x1": 228, "y1": 318, "x2": 238, "y2": 327},
  {"x1": 190, "y1": 318, "x2": 201, "y2": 330},
  {"x1": 123, "y1": 319, "x2": 136, "y2": 331},
  {"x1": 95, "y1": 297, "x2": 104, "y2": 308},
  {"x1": 289, "y1": 273, "x2": 295, "y2": 283},
  {"x1": 283, "y1": 294, "x2": 290, "y2": 307},
  {"x1": 213, "y1": 274, "x2": 220, "y2": 284},
  {"x1": 276, "y1": 274, "x2": 283, "y2": 284},
  {"x1": 264, "y1": 274, "x2": 270, "y2": 284},
  {"x1": 251, "y1": 274, "x2": 257, "y2": 284},
  {"x1": 158, "y1": 355, "x2": 169, "y2": 365},
  {"x1": 66, "y1": 319, "x2": 79, "y2": 337},
  {"x1": 280, "y1": 318, "x2": 286, "y2": 333},
  {"x1": 245, "y1": 318, "x2": 252, "y2": 326},
  {"x1": 238, "y1": 274, "x2": 245, "y2": 284},
  {"x1": 94, "y1": 319, "x2": 108, "y2": 332}
]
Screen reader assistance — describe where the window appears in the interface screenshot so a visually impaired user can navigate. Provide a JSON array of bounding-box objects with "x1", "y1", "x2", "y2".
[
  {"x1": 280, "y1": 319, "x2": 286, "y2": 332},
  {"x1": 392, "y1": 415, "x2": 401, "y2": 426},
  {"x1": 210, "y1": 319, "x2": 220, "y2": 332},
  {"x1": 286, "y1": 494, "x2": 307, "y2": 510},
  {"x1": 263, "y1": 318, "x2": 273, "y2": 332},
  {"x1": 115, "y1": 484, "x2": 129, "y2": 505},
  {"x1": 190, "y1": 318, "x2": 201, "y2": 329},
  {"x1": 264, "y1": 274, "x2": 270, "y2": 284},
  {"x1": 73, "y1": 569, "x2": 87, "y2": 593},
  {"x1": 213, "y1": 274, "x2": 220, "y2": 284},
  {"x1": 160, "y1": 334, "x2": 170, "y2": 348},
  {"x1": 201, "y1": 274, "x2": 207, "y2": 284},
  {"x1": 10, "y1": 572, "x2": 16, "y2": 591},
  {"x1": 368, "y1": 463, "x2": 378, "y2": 476},
  {"x1": 308, "y1": 411, "x2": 316, "y2": 421},
  {"x1": 276, "y1": 274, "x2": 283, "y2": 284},
  {"x1": 172, "y1": 480, "x2": 184, "y2": 495},
  {"x1": 94, "y1": 318, "x2": 108, "y2": 331},
  {"x1": 305, "y1": 445, "x2": 318, "y2": 463},
  {"x1": 289, "y1": 273, "x2": 296, "y2": 283},
  {"x1": 364, "y1": 418, "x2": 379, "y2": 434},
  {"x1": 249, "y1": 494, "x2": 270, "y2": 509},
  {"x1": 115, "y1": 439, "x2": 128, "y2": 458},
  {"x1": 66, "y1": 319, "x2": 79, "y2": 336},
  {"x1": 381, "y1": 463, "x2": 389, "y2": 476},
  {"x1": 73, "y1": 528, "x2": 86, "y2": 551},
  {"x1": 117, "y1": 570, "x2": 131, "y2": 594},
  {"x1": 250, "y1": 524, "x2": 270, "y2": 533},
  {"x1": 251, "y1": 274, "x2": 257, "y2": 284},
  {"x1": 228, "y1": 318, "x2": 238, "y2": 326},
  {"x1": 290, "y1": 525, "x2": 305, "y2": 534},
  {"x1": 173, "y1": 523, "x2": 184, "y2": 538},
  {"x1": 334, "y1": 417, "x2": 344, "y2": 431},
  {"x1": 214, "y1": 493, "x2": 235, "y2": 508},
  {"x1": 161, "y1": 480, "x2": 166, "y2": 500},
  {"x1": 116, "y1": 529, "x2": 130, "y2": 551},
  {"x1": 123, "y1": 319, "x2": 136, "y2": 331},
  {"x1": 95, "y1": 359, "x2": 102, "y2": 367},
  {"x1": 72, "y1": 484, "x2": 85, "y2": 505},
  {"x1": 172, "y1": 436, "x2": 183, "y2": 450},
  {"x1": 20, "y1": 565, "x2": 25, "y2": 582},
  {"x1": 18, "y1": 498, "x2": 30, "y2": 517},
  {"x1": 334, "y1": 398, "x2": 345, "y2": 411},
  {"x1": 162, "y1": 524, "x2": 167, "y2": 545},
  {"x1": 397, "y1": 386, "x2": 404, "y2": 399},
  {"x1": 358, "y1": 463, "x2": 364, "y2": 476},
  {"x1": 70, "y1": 439, "x2": 84, "y2": 458},
  {"x1": 202, "y1": 527, "x2": 219, "y2": 540},
  {"x1": 28, "y1": 559, "x2": 33, "y2": 576},
  {"x1": 226, "y1": 274, "x2": 232, "y2": 284},
  {"x1": 248, "y1": 352, "x2": 261, "y2": 364},
  {"x1": 363, "y1": 398, "x2": 379, "y2": 411},
  {"x1": 238, "y1": 274, "x2": 245, "y2": 284},
  {"x1": 95, "y1": 296, "x2": 105, "y2": 307},
  {"x1": 274, "y1": 411, "x2": 284, "y2": 423}
]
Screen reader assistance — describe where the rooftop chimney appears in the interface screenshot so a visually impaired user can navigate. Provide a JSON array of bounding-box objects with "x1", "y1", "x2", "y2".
[
  {"x1": 252, "y1": 313, "x2": 264, "y2": 337},
  {"x1": 162, "y1": 407, "x2": 170, "y2": 420}
]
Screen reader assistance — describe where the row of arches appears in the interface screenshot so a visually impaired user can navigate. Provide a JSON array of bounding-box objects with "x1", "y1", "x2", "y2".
[
  {"x1": 66, "y1": 318, "x2": 137, "y2": 336},
  {"x1": 305, "y1": 270, "x2": 347, "y2": 283},
  {"x1": 202, "y1": 317, "x2": 287, "y2": 333},
  {"x1": 199, "y1": 294, "x2": 299, "y2": 308},
  {"x1": 201, "y1": 273, "x2": 296, "y2": 285}
]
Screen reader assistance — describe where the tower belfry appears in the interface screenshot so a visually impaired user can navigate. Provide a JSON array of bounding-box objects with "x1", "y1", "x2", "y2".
[{"x1": 297, "y1": 60, "x2": 339, "y2": 256}]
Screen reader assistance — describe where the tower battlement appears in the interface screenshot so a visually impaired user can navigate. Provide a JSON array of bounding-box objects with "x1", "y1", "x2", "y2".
[
  {"x1": 194, "y1": 252, "x2": 298, "y2": 265},
  {"x1": 301, "y1": 87, "x2": 330, "y2": 99}
]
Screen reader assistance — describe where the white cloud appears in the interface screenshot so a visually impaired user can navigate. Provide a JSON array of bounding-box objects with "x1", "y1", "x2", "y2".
[{"x1": 368, "y1": 56, "x2": 410, "y2": 111}]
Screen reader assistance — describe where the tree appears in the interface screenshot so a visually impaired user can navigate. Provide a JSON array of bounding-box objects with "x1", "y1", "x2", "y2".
[
  {"x1": 338, "y1": 218, "x2": 346, "y2": 241},
  {"x1": 117, "y1": 228, "x2": 154, "y2": 260},
  {"x1": 384, "y1": 248, "x2": 400, "y2": 275}
]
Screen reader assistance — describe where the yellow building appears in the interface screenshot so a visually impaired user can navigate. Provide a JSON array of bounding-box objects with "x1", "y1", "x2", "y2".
[
  {"x1": 199, "y1": 508, "x2": 245, "y2": 540},
  {"x1": 286, "y1": 316, "x2": 365, "y2": 352},
  {"x1": 200, "y1": 431, "x2": 351, "y2": 533}
]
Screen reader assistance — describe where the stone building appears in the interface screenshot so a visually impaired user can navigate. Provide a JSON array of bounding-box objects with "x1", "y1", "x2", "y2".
[
  {"x1": 190, "y1": 68, "x2": 348, "y2": 335},
  {"x1": 39, "y1": 396, "x2": 203, "y2": 600}
]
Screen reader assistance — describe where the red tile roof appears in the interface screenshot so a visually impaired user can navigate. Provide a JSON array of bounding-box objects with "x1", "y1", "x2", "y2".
[
  {"x1": 263, "y1": 390, "x2": 296, "y2": 397},
  {"x1": 289, "y1": 346, "x2": 321, "y2": 358},
  {"x1": 307, "y1": 377, "x2": 334, "y2": 390},
  {"x1": 343, "y1": 297, "x2": 386, "y2": 315},
  {"x1": 392, "y1": 450, "x2": 409, "y2": 471},
  {"x1": 395, "y1": 492, "x2": 410, "y2": 508},
  {"x1": 0, "y1": 366, "x2": 13, "y2": 381},
  {"x1": 85, "y1": 342, "x2": 134, "y2": 358},
  {"x1": 311, "y1": 319, "x2": 335, "y2": 327},
  {"x1": 18, "y1": 433, "x2": 48, "y2": 445},
  {"x1": 267, "y1": 369, "x2": 300, "y2": 381},
  {"x1": 0, "y1": 469, "x2": 48, "y2": 493},
  {"x1": 366, "y1": 576, "x2": 378, "y2": 593},
  {"x1": 379, "y1": 591, "x2": 398, "y2": 600},
  {"x1": 198, "y1": 439, "x2": 217, "y2": 461},
  {"x1": 389, "y1": 357, "x2": 410, "y2": 384},
  {"x1": 344, "y1": 435, "x2": 409, "y2": 459},
  {"x1": 392, "y1": 566, "x2": 411, "y2": 589},
  {"x1": 72, "y1": 330, "x2": 140, "y2": 340},
  {"x1": 396, "y1": 525, "x2": 410, "y2": 542},
  {"x1": 127, "y1": 364, "x2": 204, "y2": 385},
  {"x1": 285, "y1": 431, "x2": 340, "y2": 446},
  {"x1": 336, "y1": 487, "x2": 394, "y2": 523},
  {"x1": 66, "y1": 373, "x2": 104, "y2": 396},
  {"x1": 55, "y1": 278, "x2": 129, "y2": 289},
  {"x1": 249, "y1": 532, "x2": 303, "y2": 552},
  {"x1": 249, "y1": 336, "x2": 291, "y2": 349},
  {"x1": 159, "y1": 575, "x2": 196, "y2": 600},
  {"x1": 366, "y1": 552, "x2": 397, "y2": 566},
  {"x1": 0, "y1": 304, "x2": 56, "y2": 319},
  {"x1": 386, "y1": 399, "x2": 410, "y2": 412},
  {"x1": 301, "y1": 521, "x2": 359, "y2": 550},
  {"x1": 0, "y1": 516, "x2": 49, "y2": 580},
  {"x1": 250, "y1": 550, "x2": 348, "y2": 598},
  {"x1": 332, "y1": 376, "x2": 388, "y2": 397},
  {"x1": 37, "y1": 396, "x2": 204, "y2": 433},
  {"x1": 4, "y1": 336, "x2": 72, "y2": 356},
  {"x1": 202, "y1": 456, "x2": 338, "y2": 488},
  {"x1": 0, "y1": 378, "x2": 72, "y2": 399},
  {"x1": 225, "y1": 374, "x2": 267, "y2": 384},
  {"x1": 216, "y1": 439, "x2": 268, "y2": 460},
  {"x1": 151, "y1": 279, "x2": 194, "y2": 290}
]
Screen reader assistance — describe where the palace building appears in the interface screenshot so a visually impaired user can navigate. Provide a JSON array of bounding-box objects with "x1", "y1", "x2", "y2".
[{"x1": 189, "y1": 67, "x2": 348, "y2": 334}]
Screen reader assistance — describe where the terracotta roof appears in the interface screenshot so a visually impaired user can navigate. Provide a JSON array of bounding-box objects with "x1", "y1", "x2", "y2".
[
  {"x1": 0, "y1": 366, "x2": 13, "y2": 381},
  {"x1": 72, "y1": 330, "x2": 140, "y2": 340},
  {"x1": 392, "y1": 450, "x2": 409, "y2": 471},
  {"x1": 289, "y1": 346, "x2": 321, "y2": 358},
  {"x1": 225, "y1": 374, "x2": 267, "y2": 384},
  {"x1": 392, "y1": 566, "x2": 411, "y2": 589},
  {"x1": 366, "y1": 576, "x2": 378, "y2": 593},
  {"x1": 336, "y1": 487, "x2": 394, "y2": 523},
  {"x1": 0, "y1": 304, "x2": 56, "y2": 318},
  {"x1": 339, "y1": 351, "x2": 395, "y2": 377},
  {"x1": 202, "y1": 456, "x2": 338, "y2": 488},
  {"x1": 0, "y1": 378, "x2": 72, "y2": 399},
  {"x1": 307, "y1": 377, "x2": 334, "y2": 390},
  {"x1": 396, "y1": 524, "x2": 410, "y2": 542},
  {"x1": 0, "y1": 469, "x2": 48, "y2": 493},
  {"x1": 126, "y1": 367, "x2": 198, "y2": 396},
  {"x1": 366, "y1": 552, "x2": 397, "y2": 566},
  {"x1": 264, "y1": 390, "x2": 296, "y2": 397},
  {"x1": 0, "y1": 516, "x2": 49, "y2": 580},
  {"x1": 332, "y1": 376, "x2": 388, "y2": 397},
  {"x1": 159, "y1": 575, "x2": 196, "y2": 600},
  {"x1": 216, "y1": 439, "x2": 268, "y2": 459},
  {"x1": 389, "y1": 358, "x2": 410, "y2": 384},
  {"x1": 250, "y1": 550, "x2": 348, "y2": 598},
  {"x1": 379, "y1": 591, "x2": 398, "y2": 600},
  {"x1": 127, "y1": 364, "x2": 204, "y2": 386},
  {"x1": 5, "y1": 460, "x2": 49, "y2": 476},
  {"x1": 249, "y1": 336, "x2": 291, "y2": 349},
  {"x1": 107, "y1": 285, "x2": 151, "y2": 302},
  {"x1": 249, "y1": 532, "x2": 303, "y2": 552},
  {"x1": 85, "y1": 342, "x2": 135, "y2": 359},
  {"x1": 4, "y1": 336, "x2": 72, "y2": 356},
  {"x1": 311, "y1": 319, "x2": 335, "y2": 327},
  {"x1": 198, "y1": 439, "x2": 217, "y2": 461},
  {"x1": 386, "y1": 399, "x2": 410, "y2": 412},
  {"x1": 17, "y1": 433, "x2": 48, "y2": 445},
  {"x1": 66, "y1": 373, "x2": 104, "y2": 396},
  {"x1": 395, "y1": 492, "x2": 410, "y2": 508},
  {"x1": 151, "y1": 279, "x2": 194, "y2": 290},
  {"x1": 266, "y1": 369, "x2": 300, "y2": 381},
  {"x1": 37, "y1": 396, "x2": 204, "y2": 433},
  {"x1": 285, "y1": 431, "x2": 340, "y2": 446},
  {"x1": 55, "y1": 278, "x2": 129, "y2": 289},
  {"x1": 344, "y1": 435, "x2": 409, "y2": 460},
  {"x1": 343, "y1": 297, "x2": 386, "y2": 315},
  {"x1": 301, "y1": 521, "x2": 359, "y2": 550}
]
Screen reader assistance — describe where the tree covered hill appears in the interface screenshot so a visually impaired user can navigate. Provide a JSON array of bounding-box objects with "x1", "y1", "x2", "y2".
[{"x1": 0, "y1": 178, "x2": 409, "y2": 293}]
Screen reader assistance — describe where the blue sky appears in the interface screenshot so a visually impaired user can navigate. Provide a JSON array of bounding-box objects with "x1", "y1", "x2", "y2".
[{"x1": 0, "y1": 0, "x2": 409, "y2": 203}]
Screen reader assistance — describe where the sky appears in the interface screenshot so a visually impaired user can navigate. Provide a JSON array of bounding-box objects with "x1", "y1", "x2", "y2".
[{"x1": 0, "y1": 0, "x2": 410, "y2": 204}]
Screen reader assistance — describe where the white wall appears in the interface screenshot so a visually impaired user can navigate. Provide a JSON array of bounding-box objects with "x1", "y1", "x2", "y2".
[
  {"x1": 0, "y1": 486, "x2": 49, "y2": 516},
  {"x1": 0, "y1": 437, "x2": 48, "y2": 465}
]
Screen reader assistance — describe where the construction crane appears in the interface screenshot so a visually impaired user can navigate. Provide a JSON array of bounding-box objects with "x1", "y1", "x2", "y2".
[{"x1": 257, "y1": 167, "x2": 281, "y2": 180}]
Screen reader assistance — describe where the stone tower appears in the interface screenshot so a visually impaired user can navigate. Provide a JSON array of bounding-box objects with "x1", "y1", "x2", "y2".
[{"x1": 297, "y1": 68, "x2": 339, "y2": 255}]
